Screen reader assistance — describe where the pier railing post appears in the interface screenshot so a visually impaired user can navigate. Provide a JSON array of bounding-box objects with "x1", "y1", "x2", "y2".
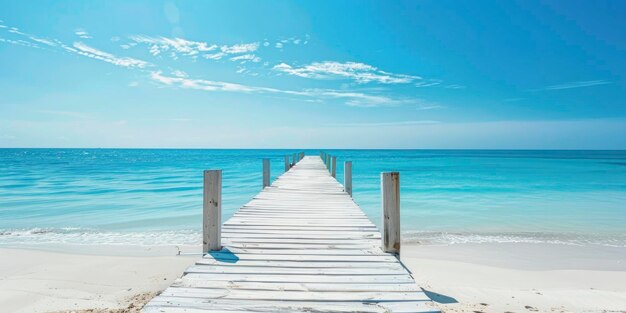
[
  {"x1": 381, "y1": 172, "x2": 400, "y2": 255},
  {"x1": 293, "y1": 153, "x2": 297, "y2": 166},
  {"x1": 326, "y1": 155, "x2": 331, "y2": 170},
  {"x1": 263, "y1": 159, "x2": 270, "y2": 188},
  {"x1": 203, "y1": 170, "x2": 222, "y2": 252},
  {"x1": 345, "y1": 161, "x2": 352, "y2": 196},
  {"x1": 331, "y1": 156, "x2": 337, "y2": 177},
  {"x1": 284, "y1": 155, "x2": 290, "y2": 172}
]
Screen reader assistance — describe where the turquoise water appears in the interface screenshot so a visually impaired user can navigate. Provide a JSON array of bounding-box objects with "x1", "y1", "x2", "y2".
[{"x1": 1, "y1": 149, "x2": 625, "y2": 248}]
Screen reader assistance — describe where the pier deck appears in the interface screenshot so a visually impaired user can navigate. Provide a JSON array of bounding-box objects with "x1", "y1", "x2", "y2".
[{"x1": 143, "y1": 156, "x2": 438, "y2": 313}]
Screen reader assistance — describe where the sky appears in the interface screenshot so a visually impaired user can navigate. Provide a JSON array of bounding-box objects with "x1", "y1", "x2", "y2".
[{"x1": 0, "y1": 0, "x2": 625, "y2": 149}]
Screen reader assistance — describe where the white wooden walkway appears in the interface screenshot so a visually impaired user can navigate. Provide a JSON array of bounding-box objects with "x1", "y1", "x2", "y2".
[{"x1": 143, "y1": 156, "x2": 439, "y2": 313}]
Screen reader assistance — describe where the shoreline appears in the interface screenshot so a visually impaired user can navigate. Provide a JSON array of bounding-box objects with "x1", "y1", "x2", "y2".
[{"x1": 1, "y1": 243, "x2": 625, "y2": 313}]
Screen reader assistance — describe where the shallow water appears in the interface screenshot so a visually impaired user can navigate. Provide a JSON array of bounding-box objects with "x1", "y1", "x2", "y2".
[{"x1": 1, "y1": 149, "x2": 625, "y2": 248}]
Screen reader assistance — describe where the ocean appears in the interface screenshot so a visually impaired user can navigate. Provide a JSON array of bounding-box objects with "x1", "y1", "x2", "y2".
[{"x1": 1, "y1": 149, "x2": 625, "y2": 249}]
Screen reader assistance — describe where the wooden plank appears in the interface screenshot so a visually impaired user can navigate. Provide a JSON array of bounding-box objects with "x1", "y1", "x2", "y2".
[
  {"x1": 195, "y1": 259, "x2": 405, "y2": 269},
  {"x1": 172, "y1": 279, "x2": 420, "y2": 292},
  {"x1": 202, "y1": 252, "x2": 397, "y2": 262},
  {"x1": 144, "y1": 298, "x2": 439, "y2": 313},
  {"x1": 222, "y1": 247, "x2": 387, "y2": 255},
  {"x1": 143, "y1": 156, "x2": 437, "y2": 313},
  {"x1": 184, "y1": 265, "x2": 407, "y2": 275},
  {"x1": 182, "y1": 273, "x2": 415, "y2": 283},
  {"x1": 158, "y1": 287, "x2": 430, "y2": 302}
]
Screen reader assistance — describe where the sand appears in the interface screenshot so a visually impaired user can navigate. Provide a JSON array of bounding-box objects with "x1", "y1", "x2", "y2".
[
  {"x1": 402, "y1": 243, "x2": 626, "y2": 313},
  {"x1": 1, "y1": 243, "x2": 625, "y2": 313},
  {"x1": 0, "y1": 247, "x2": 197, "y2": 313}
]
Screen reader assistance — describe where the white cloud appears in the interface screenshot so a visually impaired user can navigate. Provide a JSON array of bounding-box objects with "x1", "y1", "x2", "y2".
[
  {"x1": 150, "y1": 71, "x2": 409, "y2": 107},
  {"x1": 0, "y1": 24, "x2": 57, "y2": 48},
  {"x1": 128, "y1": 81, "x2": 139, "y2": 87},
  {"x1": 542, "y1": 80, "x2": 611, "y2": 90},
  {"x1": 172, "y1": 70, "x2": 188, "y2": 77},
  {"x1": 275, "y1": 42, "x2": 283, "y2": 49},
  {"x1": 230, "y1": 54, "x2": 261, "y2": 63},
  {"x1": 445, "y1": 84, "x2": 465, "y2": 89},
  {"x1": 128, "y1": 36, "x2": 260, "y2": 63},
  {"x1": 130, "y1": 36, "x2": 218, "y2": 57},
  {"x1": 75, "y1": 29, "x2": 92, "y2": 39},
  {"x1": 73, "y1": 42, "x2": 149, "y2": 68},
  {"x1": 220, "y1": 42, "x2": 259, "y2": 54},
  {"x1": 0, "y1": 37, "x2": 40, "y2": 48},
  {"x1": 1, "y1": 22, "x2": 148, "y2": 72},
  {"x1": 110, "y1": 36, "x2": 120, "y2": 42},
  {"x1": 415, "y1": 80, "x2": 442, "y2": 87},
  {"x1": 203, "y1": 52, "x2": 225, "y2": 60},
  {"x1": 263, "y1": 41, "x2": 270, "y2": 47},
  {"x1": 273, "y1": 61, "x2": 421, "y2": 84}
]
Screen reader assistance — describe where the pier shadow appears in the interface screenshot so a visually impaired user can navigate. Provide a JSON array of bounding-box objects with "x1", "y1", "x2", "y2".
[
  {"x1": 208, "y1": 248, "x2": 240, "y2": 263},
  {"x1": 422, "y1": 288, "x2": 458, "y2": 304}
]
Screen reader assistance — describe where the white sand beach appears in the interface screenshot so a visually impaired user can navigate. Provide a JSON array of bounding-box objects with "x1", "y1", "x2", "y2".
[
  {"x1": 1, "y1": 243, "x2": 625, "y2": 313},
  {"x1": 402, "y1": 243, "x2": 626, "y2": 313},
  {"x1": 0, "y1": 247, "x2": 197, "y2": 313}
]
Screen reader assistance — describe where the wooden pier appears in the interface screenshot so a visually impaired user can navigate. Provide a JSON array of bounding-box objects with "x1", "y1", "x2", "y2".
[{"x1": 143, "y1": 155, "x2": 439, "y2": 313}]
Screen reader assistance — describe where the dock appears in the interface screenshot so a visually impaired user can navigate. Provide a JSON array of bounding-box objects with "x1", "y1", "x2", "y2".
[{"x1": 143, "y1": 154, "x2": 439, "y2": 313}]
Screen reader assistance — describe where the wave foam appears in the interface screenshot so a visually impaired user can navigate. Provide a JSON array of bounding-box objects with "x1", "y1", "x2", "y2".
[
  {"x1": 404, "y1": 231, "x2": 626, "y2": 247},
  {"x1": 0, "y1": 227, "x2": 201, "y2": 246}
]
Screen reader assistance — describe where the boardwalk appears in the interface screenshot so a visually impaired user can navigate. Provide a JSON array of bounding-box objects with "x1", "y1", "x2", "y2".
[{"x1": 143, "y1": 156, "x2": 439, "y2": 313}]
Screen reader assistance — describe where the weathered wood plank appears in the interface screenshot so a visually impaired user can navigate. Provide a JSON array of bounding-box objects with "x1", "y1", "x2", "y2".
[
  {"x1": 143, "y1": 156, "x2": 437, "y2": 313},
  {"x1": 158, "y1": 287, "x2": 431, "y2": 302},
  {"x1": 144, "y1": 297, "x2": 439, "y2": 313}
]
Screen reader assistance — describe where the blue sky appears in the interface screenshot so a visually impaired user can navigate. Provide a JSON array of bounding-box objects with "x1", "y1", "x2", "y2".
[{"x1": 1, "y1": 0, "x2": 625, "y2": 148}]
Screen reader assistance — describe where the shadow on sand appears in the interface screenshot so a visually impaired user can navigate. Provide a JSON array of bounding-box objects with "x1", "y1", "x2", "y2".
[{"x1": 423, "y1": 289, "x2": 458, "y2": 304}]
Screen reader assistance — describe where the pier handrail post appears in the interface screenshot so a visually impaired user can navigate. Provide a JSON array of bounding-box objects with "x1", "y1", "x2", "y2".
[
  {"x1": 263, "y1": 159, "x2": 270, "y2": 188},
  {"x1": 293, "y1": 153, "x2": 297, "y2": 166},
  {"x1": 326, "y1": 155, "x2": 331, "y2": 169},
  {"x1": 381, "y1": 172, "x2": 400, "y2": 255},
  {"x1": 284, "y1": 155, "x2": 290, "y2": 172},
  {"x1": 331, "y1": 156, "x2": 337, "y2": 177},
  {"x1": 203, "y1": 170, "x2": 222, "y2": 252},
  {"x1": 344, "y1": 161, "x2": 352, "y2": 196}
]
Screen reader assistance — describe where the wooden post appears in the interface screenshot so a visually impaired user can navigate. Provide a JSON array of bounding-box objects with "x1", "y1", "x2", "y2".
[
  {"x1": 381, "y1": 172, "x2": 400, "y2": 255},
  {"x1": 284, "y1": 155, "x2": 290, "y2": 172},
  {"x1": 344, "y1": 161, "x2": 352, "y2": 196},
  {"x1": 293, "y1": 153, "x2": 297, "y2": 166},
  {"x1": 326, "y1": 155, "x2": 331, "y2": 169},
  {"x1": 331, "y1": 156, "x2": 337, "y2": 177},
  {"x1": 203, "y1": 170, "x2": 222, "y2": 252},
  {"x1": 263, "y1": 159, "x2": 270, "y2": 188}
]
